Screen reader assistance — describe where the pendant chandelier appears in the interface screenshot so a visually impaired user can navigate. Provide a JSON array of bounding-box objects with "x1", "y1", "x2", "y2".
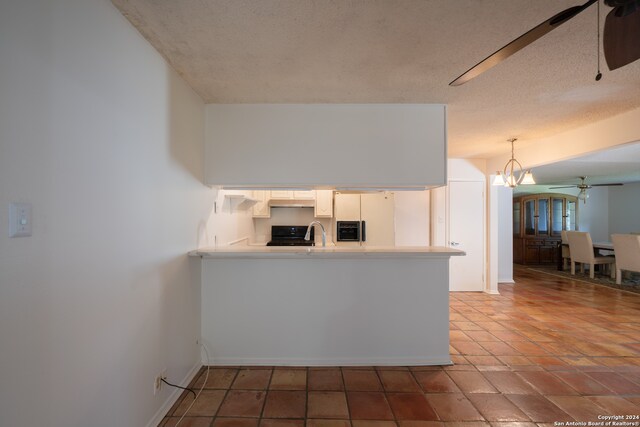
[{"x1": 492, "y1": 138, "x2": 535, "y2": 187}]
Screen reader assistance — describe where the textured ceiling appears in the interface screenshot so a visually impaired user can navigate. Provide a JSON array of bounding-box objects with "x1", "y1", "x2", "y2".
[{"x1": 112, "y1": 0, "x2": 640, "y2": 158}]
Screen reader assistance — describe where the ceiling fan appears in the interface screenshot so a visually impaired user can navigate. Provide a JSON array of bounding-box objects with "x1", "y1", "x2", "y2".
[
  {"x1": 450, "y1": 0, "x2": 640, "y2": 86},
  {"x1": 549, "y1": 176, "x2": 623, "y2": 203}
]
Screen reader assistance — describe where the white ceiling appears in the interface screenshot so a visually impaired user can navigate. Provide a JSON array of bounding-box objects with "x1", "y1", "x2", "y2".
[{"x1": 111, "y1": 0, "x2": 640, "y2": 158}]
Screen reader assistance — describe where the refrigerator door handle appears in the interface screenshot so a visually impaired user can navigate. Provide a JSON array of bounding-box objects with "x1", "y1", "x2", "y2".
[{"x1": 361, "y1": 221, "x2": 366, "y2": 242}]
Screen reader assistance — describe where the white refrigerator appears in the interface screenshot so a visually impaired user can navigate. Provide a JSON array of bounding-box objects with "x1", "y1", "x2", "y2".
[{"x1": 334, "y1": 192, "x2": 395, "y2": 246}]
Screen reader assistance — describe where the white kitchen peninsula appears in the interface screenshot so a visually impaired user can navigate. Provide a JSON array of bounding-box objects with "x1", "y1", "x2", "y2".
[{"x1": 191, "y1": 246, "x2": 463, "y2": 366}]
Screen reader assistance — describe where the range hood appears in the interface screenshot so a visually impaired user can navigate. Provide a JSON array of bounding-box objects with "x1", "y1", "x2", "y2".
[{"x1": 269, "y1": 199, "x2": 315, "y2": 208}]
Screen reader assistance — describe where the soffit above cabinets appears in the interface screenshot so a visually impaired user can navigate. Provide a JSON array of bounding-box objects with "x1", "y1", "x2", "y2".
[{"x1": 204, "y1": 104, "x2": 446, "y2": 189}]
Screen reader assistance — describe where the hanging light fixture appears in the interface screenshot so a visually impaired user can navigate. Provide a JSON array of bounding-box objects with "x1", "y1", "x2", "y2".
[
  {"x1": 492, "y1": 138, "x2": 535, "y2": 188},
  {"x1": 578, "y1": 188, "x2": 590, "y2": 203}
]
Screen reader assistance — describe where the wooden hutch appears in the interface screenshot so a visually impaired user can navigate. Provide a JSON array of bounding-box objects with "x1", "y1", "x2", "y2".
[{"x1": 513, "y1": 193, "x2": 578, "y2": 265}]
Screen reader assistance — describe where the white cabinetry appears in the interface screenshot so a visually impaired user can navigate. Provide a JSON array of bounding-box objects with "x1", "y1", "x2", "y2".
[
  {"x1": 253, "y1": 190, "x2": 328, "y2": 218},
  {"x1": 314, "y1": 190, "x2": 333, "y2": 218},
  {"x1": 270, "y1": 191, "x2": 293, "y2": 199},
  {"x1": 271, "y1": 190, "x2": 315, "y2": 200},
  {"x1": 294, "y1": 191, "x2": 315, "y2": 200},
  {"x1": 252, "y1": 191, "x2": 270, "y2": 218},
  {"x1": 334, "y1": 193, "x2": 360, "y2": 219},
  {"x1": 270, "y1": 190, "x2": 315, "y2": 200}
]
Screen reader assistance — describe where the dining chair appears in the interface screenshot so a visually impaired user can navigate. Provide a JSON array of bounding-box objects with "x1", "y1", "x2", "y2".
[
  {"x1": 566, "y1": 231, "x2": 616, "y2": 279},
  {"x1": 611, "y1": 234, "x2": 640, "y2": 285},
  {"x1": 561, "y1": 230, "x2": 571, "y2": 270}
]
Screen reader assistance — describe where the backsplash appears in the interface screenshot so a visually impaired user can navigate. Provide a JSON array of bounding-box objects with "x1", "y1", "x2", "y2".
[{"x1": 253, "y1": 207, "x2": 333, "y2": 245}]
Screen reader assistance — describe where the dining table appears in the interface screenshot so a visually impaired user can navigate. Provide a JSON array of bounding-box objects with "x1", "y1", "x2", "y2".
[{"x1": 593, "y1": 241, "x2": 614, "y2": 251}]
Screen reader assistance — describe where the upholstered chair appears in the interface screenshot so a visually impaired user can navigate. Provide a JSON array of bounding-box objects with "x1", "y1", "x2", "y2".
[
  {"x1": 611, "y1": 234, "x2": 640, "y2": 285},
  {"x1": 566, "y1": 231, "x2": 615, "y2": 279}
]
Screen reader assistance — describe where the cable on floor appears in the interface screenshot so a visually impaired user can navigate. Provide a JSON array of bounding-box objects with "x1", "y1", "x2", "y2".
[
  {"x1": 160, "y1": 378, "x2": 196, "y2": 400},
  {"x1": 173, "y1": 342, "x2": 211, "y2": 427}
]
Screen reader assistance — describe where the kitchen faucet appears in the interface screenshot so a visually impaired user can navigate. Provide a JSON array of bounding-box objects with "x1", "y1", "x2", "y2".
[{"x1": 305, "y1": 221, "x2": 326, "y2": 247}]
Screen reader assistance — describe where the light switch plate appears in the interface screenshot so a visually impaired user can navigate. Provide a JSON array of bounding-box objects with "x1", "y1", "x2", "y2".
[{"x1": 9, "y1": 203, "x2": 32, "y2": 237}]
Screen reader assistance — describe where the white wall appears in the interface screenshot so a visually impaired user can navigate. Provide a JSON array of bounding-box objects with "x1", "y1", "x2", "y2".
[
  {"x1": 448, "y1": 158, "x2": 487, "y2": 181},
  {"x1": 577, "y1": 187, "x2": 609, "y2": 242},
  {"x1": 609, "y1": 183, "x2": 640, "y2": 235},
  {"x1": 497, "y1": 186, "x2": 514, "y2": 283},
  {"x1": 0, "y1": 1, "x2": 211, "y2": 426}
]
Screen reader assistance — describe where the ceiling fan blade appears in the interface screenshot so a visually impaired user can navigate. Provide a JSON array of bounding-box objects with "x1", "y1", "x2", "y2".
[
  {"x1": 591, "y1": 183, "x2": 624, "y2": 186},
  {"x1": 603, "y1": 4, "x2": 640, "y2": 70},
  {"x1": 449, "y1": 0, "x2": 598, "y2": 86},
  {"x1": 549, "y1": 186, "x2": 578, "y2": 189}
]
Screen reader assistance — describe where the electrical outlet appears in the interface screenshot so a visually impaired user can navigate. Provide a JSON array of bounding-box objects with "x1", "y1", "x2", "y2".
[
  {"x1": 153, "y1": 368, "x2": 167, "y2": 395},
  {"x1": 153, "y1": 376, "x2": 161, "y2": 395}
]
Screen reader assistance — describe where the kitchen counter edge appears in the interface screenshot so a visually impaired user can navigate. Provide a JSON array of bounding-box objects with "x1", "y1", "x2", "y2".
[{"x1": 189, "y1": 246, "x2": 465, "y2": 259}]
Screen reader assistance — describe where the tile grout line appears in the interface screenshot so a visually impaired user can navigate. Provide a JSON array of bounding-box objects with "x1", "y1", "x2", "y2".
[
  {"x1": 373, "y1": 367, "x2": 400, "y2": 423},
  {"x1": 258, "y1": 367, "x2": 275, "y2": 421},
  {"x1": 338, "y1": 367, "x2": 354, "y2": 427},
  {"x1": 407, "y1": 366, "x2": 448, "y2": 422},
  {"x1": 212, "y1": 367, "x2": 242, "y2": 424}
]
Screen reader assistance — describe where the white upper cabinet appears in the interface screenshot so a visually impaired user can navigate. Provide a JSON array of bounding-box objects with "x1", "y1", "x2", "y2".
[
  {"x1": 253, "y1": 190, "x2": 326, "y2": 218},
  {"x1": 205, "y1": 104, "x2": 446, "y2": 188},
  {"x1": 314, "y1": 190, "x2": 333, "y2": 218},
  {"x1": 252, "y1": 191, "x2": 270, "y2": 218},
  {"x1": 293, "y1": 191, "x2": 315, "y2": 200},
  {"x1": 334, "y1": 193, "x2": 361, "y2": 219},
  {"x1": 269, "y1": 191, "x2": 293, "y2": 199},
  {"x1": 269, "y1": 190, "x2": 315, "y2": 200}
]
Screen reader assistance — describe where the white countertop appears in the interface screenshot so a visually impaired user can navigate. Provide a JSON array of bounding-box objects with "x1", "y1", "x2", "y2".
[{"x1": 189, "y1": 245, "x2": 465, "y2": 259}]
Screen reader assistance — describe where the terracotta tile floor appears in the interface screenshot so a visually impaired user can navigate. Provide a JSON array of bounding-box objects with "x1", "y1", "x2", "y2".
[{"x1": 160, "y1": 267, "x2": 640, "y2": 426}]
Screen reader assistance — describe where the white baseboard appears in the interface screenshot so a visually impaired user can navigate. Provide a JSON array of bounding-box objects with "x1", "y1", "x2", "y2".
[
  {"x1": 206, "y1": 356, "x2": 452, "y2": 366},
  {"x1": 146, "y1": 361, "x2": 202, "y2": 427},
  {"x1": 498, "y1": 279, "x2": 515, "y2": 284},
  {"x1": 484, "y1": 289, "x2": 501, "y2": 295}
]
